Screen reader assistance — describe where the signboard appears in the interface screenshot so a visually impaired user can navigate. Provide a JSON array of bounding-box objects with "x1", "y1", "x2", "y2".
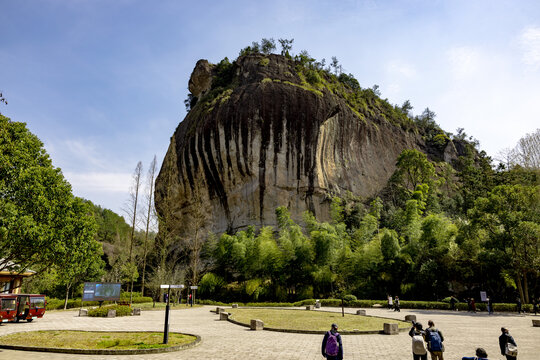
[
  {"x1": 480, "y1": 291, "x2": 487, "y2": 302},
  {"x1": 161, "y1": 284, "x2": 184, "y2": 289},
  {"x1": 190, "y1": 286, "x2": 198, "y2": 289},
  {"x1": 82, "y1": 282, "x2": 121, "y2": 302}
]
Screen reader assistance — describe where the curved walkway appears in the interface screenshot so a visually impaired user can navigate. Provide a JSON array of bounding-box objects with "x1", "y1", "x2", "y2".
[{"x1": 0, "y1": 306, "x2": 538, "y2": 359}]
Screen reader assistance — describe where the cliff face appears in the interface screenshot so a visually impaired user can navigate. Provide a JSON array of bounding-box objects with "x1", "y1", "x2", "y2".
[{"x1": 155, "y1": 54, "x2": 459, "y2": 234}]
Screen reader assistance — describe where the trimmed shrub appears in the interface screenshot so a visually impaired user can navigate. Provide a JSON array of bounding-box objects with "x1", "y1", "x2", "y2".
[{"x1": 88, "y1": 305, "x2": 132, "y2": 317}]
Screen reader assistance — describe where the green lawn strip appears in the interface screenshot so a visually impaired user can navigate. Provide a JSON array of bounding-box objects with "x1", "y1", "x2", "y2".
[
  {"x1": 228, "y1": 308, "x2": 409, "y2": 332},
  {"x1": 0, "y1": 331, "x2": 196, "y2": 350}
]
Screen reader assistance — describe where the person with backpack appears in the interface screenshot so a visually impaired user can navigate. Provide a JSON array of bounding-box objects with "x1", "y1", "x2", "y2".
[
  {"x1": 425, "y1": 320, "x2": 444, "y2": 360},
  {"x1": 321, "y1": 323, "x2": 343, "y2": 360},
  {"x1": 462, "y1": 347, "x2": 489, "y2": 360},
  {"x1": 499, "y1": 327, "x2": 517, "y2": 360},
  {"x1": 394, "y1": 296, "x2": 401, "y2": 312},
  {"x1": 409, "y1": 321, "x2": 428, "y2": 360}
]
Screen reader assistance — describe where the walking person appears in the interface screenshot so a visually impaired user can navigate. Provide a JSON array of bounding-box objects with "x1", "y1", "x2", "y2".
[
  {"x1": 467, "y1": 298, "x2": 472, "y2": 312},
  {"x1": 388, "y1": 294, "x2": 393, "y2": 310},
  {"x1": 462, "y1": 347, "x2": 489, "y2": 360},
  {"x1": 425, "y1": 320, "x2": 444, "y2": 360},
  {"x1": 394, "y1": 296, "x2": 401, "y2": 312},
  {"x1": 499, "y1": 327, "x2": 517, "y2": 360},
  {"x1": 516, "y1": 297, "x2": 521, "y2": 314},
  {"x1": 409, "y1": 321, "x2": 428, "y2": 360},
  {"x1": 450, "y1": 296, "x2": 457, "y2": 311},
  {"x1": 487, "y1": 296, "x2": 493, "y2": 315},
  {"x1": 471, "y1": 298, "x2": 476, "y2": 313},
  {"x1": 321, "y1": 323, "x2": 343, "y2": 360}
]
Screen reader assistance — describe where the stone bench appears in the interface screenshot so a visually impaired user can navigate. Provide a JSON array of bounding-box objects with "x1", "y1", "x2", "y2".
[
  {"x1": 405, "y1": 315, "x2": 416, "y2": 322},
  {"x1": 250, "y1": 319, "x2": 264, "y2": 330},
  {"x1": 132, "y1": 308, "x2": 141, "y2": 316},
  {"x1": 220, "y1": 312, "x2": 229, "y2": 320},
  {"x1": 232, "y1": 304, "x2": 238, "y2": 308},
  {"x1": 533, "y1": 319, "x2": 540, "y2": 327},
  {"x1": 216, "y1": 307, "x2": 225, "y2": 314},
  {"x1": 356, "y1": 310, "x2": 366, "y2": 315},
  {"x1": 306, "y1": 305, "x2": 314, "y2": 310},
  {"x1": 79, "y1": 308, "x2": 88, "y2": 317},
  {"x1": 383, "y1": 323, "x2": 399, "y2": 335},
  {"x1": 107, "y1": 309, "x2": 116, "y2": 318}
]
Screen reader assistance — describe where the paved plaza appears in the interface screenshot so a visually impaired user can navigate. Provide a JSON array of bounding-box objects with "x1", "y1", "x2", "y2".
[{"x1": 0, "y1": 305, "x2": 538, "y2": 359}]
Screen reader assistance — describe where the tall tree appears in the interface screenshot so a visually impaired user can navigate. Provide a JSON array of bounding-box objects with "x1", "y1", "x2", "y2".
[
  {"x1": 124, "y1": 161, "x2": 143, "y2": 304},
  {"x1": 470, "y1": 184, "x2": 540, "y2": 303},
  {"x1": 141, "y1": 156, "x2": 157, "y2": 296},
  {"x1": 184, "y1": 180, "x2": 210, "y2": 287},
  {"x1": 0, "y1": 115, "x2": 98, "y2": 277}
]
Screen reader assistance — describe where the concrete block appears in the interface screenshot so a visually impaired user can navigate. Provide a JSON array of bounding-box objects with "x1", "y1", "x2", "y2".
[
  {"x1": 79, "y1": 308, "x2": 88, "y2": 317},
  {"x1": 383, "y1": 323, "x2": 399, "y2": 335},
  {"x1": 216, "y1": 307, "x2": 225, "y2": 314},
  {"x1": 133, "y1": 308, "x2": 141, "y2": 316},
  {"x1": 220, "y1": 312, "x2": 229, "y2": 320},
  {"x1": 107, "y1": 309, "x2": 116, "y2": 318},
  {"x1": 356, "y1": 310, "x2": 366, "y2": 315},
  {"x1": 232, "y1": 304, "x2": 238, "y2": 308},
  {"x1": 250, "y1": 319, "x2": 264, "y2": 330},
  {"x1": 306, "y1": 305, "x2": 314, "y2": 310},
  {"x1": 533, "y1": 319, "x2": 540, "y2": 327},
  {"x1": 405, "y1": 315, "x2": 417, "y2": 322}
]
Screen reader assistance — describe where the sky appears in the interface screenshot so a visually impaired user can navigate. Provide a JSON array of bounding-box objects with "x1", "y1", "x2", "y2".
[{"x1": 1, "y1": 0, "x2": 540, "y2": 219}]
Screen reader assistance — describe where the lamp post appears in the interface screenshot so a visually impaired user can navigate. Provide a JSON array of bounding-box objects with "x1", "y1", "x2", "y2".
[{"x1": 161, "y1": 284, "x2": 184, "y2": 344}]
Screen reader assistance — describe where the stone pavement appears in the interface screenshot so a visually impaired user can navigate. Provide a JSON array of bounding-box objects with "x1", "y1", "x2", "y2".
[{"x1": 0, "y1": 305, "x2": 538, "y2": 359}]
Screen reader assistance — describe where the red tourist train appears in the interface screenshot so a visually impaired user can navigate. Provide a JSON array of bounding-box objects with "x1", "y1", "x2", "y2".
[{"x1": 0, "y1": 294, "x2": 46, "y2": 323}]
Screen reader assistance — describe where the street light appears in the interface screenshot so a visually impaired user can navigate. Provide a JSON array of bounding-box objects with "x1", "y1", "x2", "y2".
[{"x1": 160, "y1": 284, "x2": 184, "y2": 344}]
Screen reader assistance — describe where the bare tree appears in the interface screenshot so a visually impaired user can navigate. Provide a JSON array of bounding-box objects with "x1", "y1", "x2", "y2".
[
  {"x1": 497, "y1": 129, "x2": 540, "y2": 170},
  {"x1": 515, "y1": 129, "x2": 540, "y2": 169},
  {"x1": 124, "y1": 161, "x2": 143, "y2": 305},
  {"x1": 184, "y1": 180, "x2": 210, "y2": 286},
  {"x1": 141, "y1": 156, "x2": 157, "y2": 296}
]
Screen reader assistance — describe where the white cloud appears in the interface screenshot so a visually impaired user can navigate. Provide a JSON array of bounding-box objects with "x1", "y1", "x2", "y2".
[
  {"x1": 386, "y1": 60, "x2": 417, "y2": 78},
  {"x1": 447, "y1": 46, "x2": 481, "y2": 79},
  {"x1": 520, "y1": 26, "x2": 540, "y2": 68},
  {"x1": 64, "y1": 172, "x2": 132, "y2": 194}
]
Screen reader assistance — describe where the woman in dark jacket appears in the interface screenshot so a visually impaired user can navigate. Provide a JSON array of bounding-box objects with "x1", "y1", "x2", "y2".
[{"x1": 499, "y1": 327, "x2": 517, "y2": 360}]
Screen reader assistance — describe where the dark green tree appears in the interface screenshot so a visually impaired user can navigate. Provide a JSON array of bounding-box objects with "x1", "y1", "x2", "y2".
[{"x1": 0, "y1": 115, "x2": 101, "y2": 280}]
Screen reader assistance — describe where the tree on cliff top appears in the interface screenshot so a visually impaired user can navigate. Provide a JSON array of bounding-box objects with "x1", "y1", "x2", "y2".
[{"x1": 0, "y1": 115, "x2": 102, "y2": 281}]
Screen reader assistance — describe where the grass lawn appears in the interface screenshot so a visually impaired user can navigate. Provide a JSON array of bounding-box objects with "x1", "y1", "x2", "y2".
[
  {"x1": 0, "y1": 330, "x2": 197, "y2": 350},
  {"x1": 228, "y1": 308, "x2": 409, "y2": 332}
]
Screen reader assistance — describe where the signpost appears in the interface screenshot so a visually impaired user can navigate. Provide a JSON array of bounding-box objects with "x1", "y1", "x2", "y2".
[
  {"x1": 161, "y1": 284, "x2": 184, "y2": 344},
  {"x1": 190, "y1": 285, "x2": 198, "y2": 307}
]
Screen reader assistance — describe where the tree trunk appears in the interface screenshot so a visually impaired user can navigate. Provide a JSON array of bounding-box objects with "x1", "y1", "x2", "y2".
[
  {"x1": 63, "y1": 283, "x2": 71, "y2": 310},
  {"x1": 516, "y1": 274, "x2": 525, "y2": 304},
  {"x1": 523, "y1": 271, "x2": 530, "y2": 304}
]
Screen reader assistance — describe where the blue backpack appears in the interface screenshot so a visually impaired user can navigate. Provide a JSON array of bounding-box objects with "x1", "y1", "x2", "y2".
[{"x1": 427, "y1": 330, "x2": 442, "y2": 351}]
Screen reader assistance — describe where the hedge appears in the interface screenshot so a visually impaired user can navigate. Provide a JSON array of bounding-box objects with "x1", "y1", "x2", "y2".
[
  {"x1": 198, "y1": 298, "x2": 532, "y2": 312},
  {"x1": 46, "y1": 296, "x2": 153, "y2": 310},
  {"x1": 88, "y1": 305, "x2": 132, "y2": 317}
]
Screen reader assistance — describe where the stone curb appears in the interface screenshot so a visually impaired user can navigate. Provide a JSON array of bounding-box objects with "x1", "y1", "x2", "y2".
[
  {"x1": 0, "y1": 330, "x2": 201, "y2": 355},
  {"x1": 225, "y1": 308, "x2": 409, "y2": 335}
]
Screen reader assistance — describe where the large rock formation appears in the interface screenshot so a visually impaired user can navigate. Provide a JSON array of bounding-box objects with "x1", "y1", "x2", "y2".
[{"x1": 155, "y1": 53, "x2": 461, "y2": 235}]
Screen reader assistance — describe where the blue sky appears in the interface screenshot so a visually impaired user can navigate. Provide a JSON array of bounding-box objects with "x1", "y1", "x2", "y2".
[{"x1": 2, "y1": 0, "x2": 540, "y2": 219}]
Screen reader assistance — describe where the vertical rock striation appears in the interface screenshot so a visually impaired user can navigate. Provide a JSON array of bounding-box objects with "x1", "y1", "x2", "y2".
[{"x1": 155, "y1": 53, "x2": 457, "y2": 235}]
